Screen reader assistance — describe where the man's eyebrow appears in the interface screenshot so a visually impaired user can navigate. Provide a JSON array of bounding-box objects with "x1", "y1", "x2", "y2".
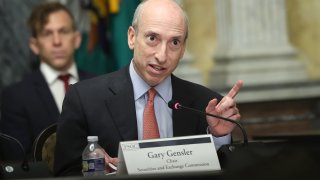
[
  {"x1": 144, "y1": 30, "x2": 159, "y2": 36},
  {"x1": 172, "y1": 35, "x2": 184, "y2": 40}
]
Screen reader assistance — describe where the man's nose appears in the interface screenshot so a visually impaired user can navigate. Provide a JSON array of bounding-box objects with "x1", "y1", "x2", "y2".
[
  {"x1": 155, "y1": 43, "x2": 167, "y2": 63},
  {"x1": 52, "y1": 33, "x2": 62, "y2": 45}
]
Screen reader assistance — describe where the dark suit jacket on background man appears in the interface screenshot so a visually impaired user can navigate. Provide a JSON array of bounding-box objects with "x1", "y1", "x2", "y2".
[
  {"x1": 0, "y1": 1, "x2": 96, "y2": 161},
  {"x1": 0, "y1": 69, "x2": 94, "y2": 160}
]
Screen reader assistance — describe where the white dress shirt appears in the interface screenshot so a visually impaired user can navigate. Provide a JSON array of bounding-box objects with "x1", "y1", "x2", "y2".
[{"x1": 40, "y1": 62, "x2": 79, "y2": 112}]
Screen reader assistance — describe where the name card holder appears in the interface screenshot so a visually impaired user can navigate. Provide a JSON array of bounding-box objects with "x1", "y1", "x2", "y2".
[{"x1": 117, "y1": 134, "x2": 221, "y2": 175}]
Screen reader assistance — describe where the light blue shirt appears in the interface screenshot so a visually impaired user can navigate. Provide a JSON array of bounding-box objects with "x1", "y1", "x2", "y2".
[{"x1": 129, "y1": 61, "x2": 231, "y2": 150}]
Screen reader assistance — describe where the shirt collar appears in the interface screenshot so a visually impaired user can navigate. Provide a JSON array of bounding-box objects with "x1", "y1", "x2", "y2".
[
  {"x1": 129, "y1": 60, "x2": 172, "y2": 103},
  {"x1": 40, "y1": 62, "x2": 79, "y2": 85}
]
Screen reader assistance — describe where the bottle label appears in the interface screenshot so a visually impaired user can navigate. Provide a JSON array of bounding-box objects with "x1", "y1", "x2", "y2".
[{"x1": 82, "y1": 157, "x2": 105, "y2": 172}]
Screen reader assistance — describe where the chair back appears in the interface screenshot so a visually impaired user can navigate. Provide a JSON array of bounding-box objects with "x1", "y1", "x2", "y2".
[
  {"x1": 0, "y1": 131, "x2": 53, "y2": 179},
  {"x1": 32, "y1": 123, "x2": 57, "y2": 172}
]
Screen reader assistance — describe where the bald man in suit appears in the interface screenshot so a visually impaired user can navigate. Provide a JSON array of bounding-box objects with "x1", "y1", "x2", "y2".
[{"x1": 54, "y1": 0, "x2": 243, "y2": 176}]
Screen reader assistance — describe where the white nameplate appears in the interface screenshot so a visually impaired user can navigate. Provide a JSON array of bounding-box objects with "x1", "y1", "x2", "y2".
[{"x1": 116, "y1": 134, "x2": 221, "y2": 175}]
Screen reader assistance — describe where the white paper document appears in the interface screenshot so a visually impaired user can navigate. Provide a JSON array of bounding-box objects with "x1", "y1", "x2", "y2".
[{"x1": 117, "y1": 134, "x2": 221, "y2": 175}]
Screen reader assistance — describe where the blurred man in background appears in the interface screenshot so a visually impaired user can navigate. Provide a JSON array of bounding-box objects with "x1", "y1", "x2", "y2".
[{"x1": 0, "y1": 1, "x2": 94, "y2": 161}]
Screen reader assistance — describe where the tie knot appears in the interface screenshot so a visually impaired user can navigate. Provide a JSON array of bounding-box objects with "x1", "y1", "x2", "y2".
[
  {"x1": 58, "y1": 74, "x2": 70, "y2": 82},
  {"x1": 148, "y1": 88, "x2": 157, "y2": 101}
]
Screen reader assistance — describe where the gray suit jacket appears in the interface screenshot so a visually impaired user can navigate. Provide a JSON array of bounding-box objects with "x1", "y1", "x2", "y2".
[{"x1": 54, "y1": 65, "x2": 223, "y2": 176}]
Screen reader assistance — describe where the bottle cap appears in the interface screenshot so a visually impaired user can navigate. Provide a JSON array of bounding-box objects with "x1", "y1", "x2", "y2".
[{"x1": 87, "y1": 136, "x2": 98, "y2": 142}]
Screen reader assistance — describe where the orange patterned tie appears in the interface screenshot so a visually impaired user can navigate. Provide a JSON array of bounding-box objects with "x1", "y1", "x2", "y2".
[{"x1": 143, "y1": 88, "x2": 160, "y2": 139}]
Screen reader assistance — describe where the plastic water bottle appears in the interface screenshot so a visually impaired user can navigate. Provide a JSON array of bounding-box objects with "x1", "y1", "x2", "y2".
[{"x1": 82, "y1": 136, "x2": 106, "y2": 176}]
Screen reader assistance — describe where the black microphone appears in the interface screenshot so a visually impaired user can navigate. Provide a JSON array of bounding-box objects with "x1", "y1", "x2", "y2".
[
  {"x1": 0, "y1": 133, "x2": 29, "y2": 172},
  {"x1": 168, "y1": 100, "x2": 248, "y2": 145}
]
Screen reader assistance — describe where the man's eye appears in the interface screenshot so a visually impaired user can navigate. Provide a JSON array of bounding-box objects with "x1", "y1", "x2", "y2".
[
  {"x1": 40, "y1": 31, "x2": 51, "y2": 37},
  {"x1": 171, "y1": 39, "x2": 181, "y2": 49},
  {"x1": 173, "y1": 40, "x2": 179, "y2": 45},
  {"x1": 149, "y1": 36, "x2": 155, "y2": 41},
  {"x1": 60, "y1": 28, "x2": 72, "y2": 34}
]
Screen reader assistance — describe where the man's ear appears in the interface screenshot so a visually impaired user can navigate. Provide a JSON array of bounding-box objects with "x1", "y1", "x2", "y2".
[
  {"x1": 128, "y1": 26, "x2": 135, "y2": 50},
  {"x1": 29, "y1": 38, "x2": 40, "y2": 55}
]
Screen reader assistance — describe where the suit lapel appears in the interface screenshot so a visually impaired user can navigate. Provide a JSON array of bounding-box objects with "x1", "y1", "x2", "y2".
[
  {"x1": 171, "y1": 75, "x2": 200, "y2": 136},
  {"x1": 32, "y1": 71, "x2": 60, "y2": 123},
  {"x1": 104, "y1": 67, "x2": 138, "y2": 141}
]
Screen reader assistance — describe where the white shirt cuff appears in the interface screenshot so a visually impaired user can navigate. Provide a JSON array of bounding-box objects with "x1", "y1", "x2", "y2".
[{"x1": 212, "y1": 134, "x2": 231, "y2": 150}]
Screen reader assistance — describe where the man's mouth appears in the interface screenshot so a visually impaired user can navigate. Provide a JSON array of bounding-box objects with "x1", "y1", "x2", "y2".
[
  {"x1": 150, "y1": 64, "x2": 165, "y2": 72},
  {"x1": 52, "y1": 52, "x2": 66, "y2": 59}
]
